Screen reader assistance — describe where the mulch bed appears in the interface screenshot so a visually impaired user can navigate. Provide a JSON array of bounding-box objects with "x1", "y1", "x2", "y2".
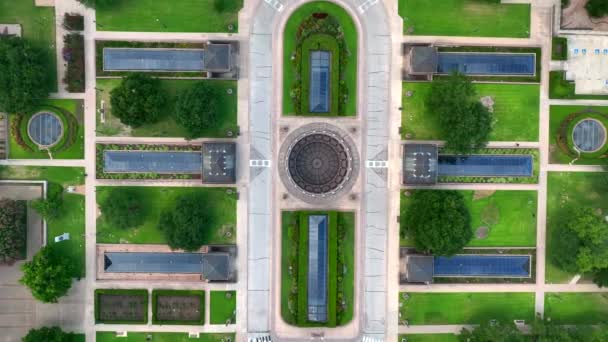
[
  {"x1": 156, "y1": 295, "x2": 202, "y2": 322},
  {"x1": 98, "y1": 294, "x2": 147, "y2": 322}
]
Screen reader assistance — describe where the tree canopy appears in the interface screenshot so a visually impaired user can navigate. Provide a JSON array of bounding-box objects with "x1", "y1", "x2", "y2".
[
  {"x1": 0, "y1": 199, "x2": 27, "y2": 263},
  {"x1": 30, "y1": 183, "x2": 64, "y2": 221},
  {"x1": 426, "y1": 73, "x2": 493, "y2": 153},
  {"x1": 159, "y1": 193, "x2": 213, "y2": 251},
  {"x1": 175, "y1": 81, "x2": 219, "y2": 139},
  {"x1": 110, "y1": 73, "x2": 167, "y2": 127},
  {"x1": 20, "y1": 245, "x2": 73, "y2": 303},
  {"x1": 77, "y1": 0, "x2": 113, "y2": 8},
  {"x1": 551, "y1": 207, "x2": 608, "y2": 286},
  {"x1": 0, "y1": 37, "x2": 51, "y2": 114},
  {"x1": 586, "y1": 0, "x2": 608, "y2": 18},
  {"x1": 99, "y1": 188, "x2": 145, "y2": 229},
  {"x1": 22, "y1": 326, "x2": 74, "y2": 342},
  {"x1": 403, "y1": 190, "x2": 472, "y2": 255},
  {"x1": 458, "y1": 320, "x2": 525, "y2": 342}
]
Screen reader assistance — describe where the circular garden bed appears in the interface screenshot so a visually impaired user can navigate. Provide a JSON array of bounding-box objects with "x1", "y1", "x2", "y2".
[
  {"x1": 557, "y1": 110, "x2": 608, "y2": 160},
  {"x1": 13, "y1": 105, "x2": 78, "y2": 154}
]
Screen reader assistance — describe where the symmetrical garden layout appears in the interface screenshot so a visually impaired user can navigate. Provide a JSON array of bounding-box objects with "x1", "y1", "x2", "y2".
[{"x1": 0, "y1": 0, "x2": 607, "y2": 342}]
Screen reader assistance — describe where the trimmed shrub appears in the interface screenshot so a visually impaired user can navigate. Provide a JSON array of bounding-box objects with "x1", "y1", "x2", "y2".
[{"x1": 62, "y1": 34, "x2": 85, "y2": 93}]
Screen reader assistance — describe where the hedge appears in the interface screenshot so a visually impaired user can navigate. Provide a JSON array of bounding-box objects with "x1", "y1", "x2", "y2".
[
  {"x1": 152, "y1": 289, "x2": 205, "y2": 325},
  {"x1": 63, "y1": 33, "x2": 85, "y2": 92},
  {"x1": 296, "y1": 212, "x2": 309, "y2": 326}
]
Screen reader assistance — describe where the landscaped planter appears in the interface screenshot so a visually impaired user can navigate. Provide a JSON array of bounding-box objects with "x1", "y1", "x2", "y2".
[
  {"x1": 152, "y1": 289, "x2": 204, "y2": 325},
  {"x1": 94, "y1": 289, "x2": 149, "y2": 324}
]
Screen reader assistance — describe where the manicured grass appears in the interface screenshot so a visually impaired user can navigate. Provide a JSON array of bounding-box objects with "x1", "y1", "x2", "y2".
[
  {"x1": 96, "y1": 78, "x2": 238, "y2": 138},
  {"x1": 545, "y1": 293, "x2": 608, "y2": 324},
  {"x1": 546, "y1": 172, "x2": 608, "y2": 283},
  {"x1": 552, "y1": 37, "x2": 568, "y2": 60},
  {"x1": 398, "y1": 335, "x2": 459, "y2": 342},
  {"x1": 549, "y1": 71, "x2": 608, "y2": 100},
  {"x1": 401, "y1": 82, "x2": 539, "y2": 141},
  {"x1": 0, "y1": 166, "x2": 85, "y2": 277},
  {"x1": 549, "y1": 105, "x2": 608, "y2": 165},
  {"x1": 283, "y1": 1, "x2": 357, "y2": 116},
  {"x1": 96, "y1": 332, "x2": 235, "y2": 342},
  {"x1": 152, "y1": 289, "x2": 204, "y2": 325},
  {"x1": 280, "y1": 210, "x2": 354, "y2": 327},
  {"x1": 8, "y1": 99, "x2": 85, "y2": 159},
  {"x1": 95, "y1": 0, "x2": 242, "y2": 33},
  {"x1": 400, "y1": 190, "x2": 537, "y2": 247},
  {"x1": 399, "y1": 0, "x2": 530, "y2": 37},
  {"x1": 0, "y1": 0, "x2": 57, "y2": 91},
  {"x1": 400, "y1": 292, "x2": 535, "y2": 324},
  {"x1": 96, "y1": 186, "x2": 237, "y2": 244},
  {"x1": 209, "y1": 291, "x2": 236, "y2": 324}
]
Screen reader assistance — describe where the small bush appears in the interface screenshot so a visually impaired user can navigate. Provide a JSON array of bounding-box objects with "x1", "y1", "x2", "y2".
[
  {"x1": 586, "y1": 0, "x2": 608, "y2": 18},
  {"x1": 63, "y1": 13, "x2": 84, "y2": 31}
]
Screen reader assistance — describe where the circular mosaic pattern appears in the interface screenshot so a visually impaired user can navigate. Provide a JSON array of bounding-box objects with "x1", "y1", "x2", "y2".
[
  {"x1": 27, "y1": 111, "x2": 64, "y2": 147},
  {"x1": 288, "y1": 133, "x2": 349, "y2": 194},
  {"x1": 279, "y1": 123, "x2": 359, "y2": 204},
  {"x1": 572, "y1": 119, "x2": 607, "y2": 153}
]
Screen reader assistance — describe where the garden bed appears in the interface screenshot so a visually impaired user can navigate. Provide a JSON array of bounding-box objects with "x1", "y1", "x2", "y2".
[
  {"x1": 8, "y1": 99, "x2": 84, "y2": 159},
  {"x1": 437, "y1": 148, "x2": 539, "y2": 184},
  {"x1": 281, "y1": 210, "x2": 354, "y2": 327},
  {"x1": 283, "y1": 1, "x2": 357, "y2": 116},
  {"x1": 63, "y1": 33, "x2": 85, "y2": 92},
  {"x1": 550, "y1": 106, "x2": 608, "y2": 165},
  {"x1": 95, "y1": 143, "x2": 202, "y2": 180},
  {"x1": 95, "y1": 289, "x2": 148, "y2": 324},
  {"x1": 95, "y1": 40, "x2": 207, "y2": 77},
  {"x1": 152, "y1": 289, "x2": 204, "y2": 325},
  {"x1": 552, "y1": 37, "x2": 568, "y2": 61},
  {"x1": 436, "y1": 46, "x2": 541, "y2": 83}
]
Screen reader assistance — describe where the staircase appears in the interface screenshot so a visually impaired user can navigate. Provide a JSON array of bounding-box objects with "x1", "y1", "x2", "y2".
[{"x1": 0, "y1": 113, "x2": 7, "y2": 159}]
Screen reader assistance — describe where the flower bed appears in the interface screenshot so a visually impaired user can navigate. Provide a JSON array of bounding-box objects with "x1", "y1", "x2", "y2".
[
  {"x1": 63, "y1": 33, "x2": 85, "y2": 92},
  {"x1": 96, "y1": 143, "x2": 202, "y2": 180}
]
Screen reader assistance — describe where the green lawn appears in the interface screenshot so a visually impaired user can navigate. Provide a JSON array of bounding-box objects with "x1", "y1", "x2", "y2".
[
  {"x1": 545, "y1": 293, "x2": 608, "y2": 324},
  {"x1": 549, "y1": 105, "x2": 608, "y2": 165},
  {"x1": 96, "y1": 186, "x2": 237, "y2": 244},
  {"x1": 549, "y1": 71, "x2": 608, "y2": 100},
  {"x1": 283, "y1": 1, "x2": 357, "y2": 116},
  {"x1": 0, "y1": 166, "x2": 86, "y2": 277},
  {"x1": 402, "y1": 82, "x2": 539, "y2": 141},
  {"x1": 398, "y1": 335, "x2": 459, "y2": 342},
  {"x1": 400, "y1": 292, "x2": 535, "y2": 324},
  {"x1": 95, "y1": 0, "x2": 242, "y2": 32},
  {"x1": 546, "y1": 172, "x2": 608, "y2": 283},
  {"x1": 8, "y1": 99, "x2": 85, "y2": 159},
  {"x1": 400, "y1": 190, "x2": 537, "y2": 247},
  {"x1": 210, "y1": 291, "x2": 236, "y2": 324},
  {"x1": 97, "y1": 332, "x2": 235, "y2": 342},
  {"x1": 96, "y1": 78, "x2": 238, "y2": 138},
  {"x1": 399, "y1": 0, "x2": 530, "y2": 37},
  {"x1": 0, "y1": 0, "x2": 57, "y2": 91}
]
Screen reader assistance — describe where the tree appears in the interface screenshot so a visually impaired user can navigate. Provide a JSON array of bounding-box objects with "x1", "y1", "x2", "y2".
[
  {"x1": 20, "y1": 245, "x2": 73, "y2": 303},
  {"x1": 531, "y1": 319, "x2": 583, "y2": 342},
  {"x1": 0, "y1": 199, "x2": 27, "y2": 263},
  {"x1": 213, "y1": 0, "x2": 240, "y2": 12},
  {"x1": 403, "y1": 190, "x2": 472, "y2": 255},
  {"x1": 550, "y1": 223, "x2": 581, "y2": 273},
  {"x1": 99, "y1": 188, "x2": 144, "y2": 229},
  {"x1": 174, "y1": 82, "x2": 219, "y2": 139},
  {"x1": 159, "y1": 193, "x2": 213, "y2": 251},
  {"x1": 110, "y1": 73, "x2": 167, "y2": 127},
  {"x1": 586, "y1": 0, "x2": 608, "y2": 18},
  {"x1": 0, "y1": 37, "x2": 51, "y2": 114},
  {"x1": 567, "y1": 208, "x2": 608, "y2": 272},
  {"x1": 30, "y1": 183, "x2": 64, "y2": 221},
  {"x1": 426, "y1": 73, "x2": 493, "y2": 153},
  {"x1": 592, "y1": 268, "x2": 608, "y2": 288},
  {"x1": 22, "y1": 326, "x2": 73, "y2": 342},
  {"x1": 459, "y1": 320, "x2": 525, "y2": 342}
]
